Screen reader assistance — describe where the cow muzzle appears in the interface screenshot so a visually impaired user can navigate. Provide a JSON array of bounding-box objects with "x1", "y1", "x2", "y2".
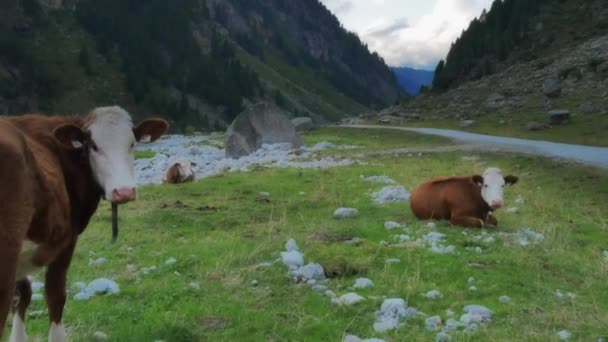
[
  {"x1": 490, "y1": 200, "x2": 503, "y2": 209},
  {"x1": 111, "y1": 187, "x2": 137, "y2": 204}
]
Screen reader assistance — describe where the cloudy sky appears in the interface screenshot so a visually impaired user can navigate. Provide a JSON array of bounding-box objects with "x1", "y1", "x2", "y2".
[{"x1": 319, "y1": 0, "x2": 492, "y2": 70}]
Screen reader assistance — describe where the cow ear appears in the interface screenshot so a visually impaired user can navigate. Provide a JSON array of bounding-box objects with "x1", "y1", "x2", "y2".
[
  {"x1": 134, "y1": 119, "x2": 168, "y2": 143},
  {"x1": 53, "y1": 124, "x2": 87, "y2": 150},
  {"x1": 471, "y1": 175, "x2": 483, "y2": 187},
  {"x1": 191, "y1": 161, "x2": 197, "y2": 167},
  {"x1": 504, "y1": 175, "x2": 519, "y2": 185}
]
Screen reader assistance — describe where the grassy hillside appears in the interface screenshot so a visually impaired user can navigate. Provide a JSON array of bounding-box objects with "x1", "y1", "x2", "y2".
[{"x1": 13, "y1": 128, "x2": 608, "y2": 341}]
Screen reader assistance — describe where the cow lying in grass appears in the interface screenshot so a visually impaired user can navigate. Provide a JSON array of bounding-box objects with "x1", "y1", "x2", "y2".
[
  {"x1": 163, "y1": 159, "x2": 197, "y2": 184},
  {"x1": 410, "y1": 167, "x2": 518, "y2": 228},
  {"x1": 0, "y1": 106, "x2": 168, "y2": 341}
]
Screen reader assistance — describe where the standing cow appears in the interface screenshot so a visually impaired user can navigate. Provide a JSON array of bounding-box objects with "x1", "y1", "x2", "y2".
[
  {"x1": 410, "y1": 167, "x2": 518, "y2": 228},
  {"x1": 163, "y1": 159, "x2": 197, "y2": 184},
  {"x1": 0, "y1": 106, "x2": 168, "y2": 341}
]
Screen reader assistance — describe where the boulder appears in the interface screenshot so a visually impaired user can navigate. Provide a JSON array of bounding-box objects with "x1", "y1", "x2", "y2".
[
  {"x1": 291, "y1": 117, "x2": 314, "y2": 131},
  {"x1": 579, "y1": 101, "x2": 597, "y2": 114},
  {"x1": 523, "y1": 121, "x2": 551, "y2": 131},
  {"x1": 543, "y1": 78, "x2": 562, "y2": 98},
  {"x1": 224, "y1": 102, "x2": 302, "y2": 158},
  {"x1": 459, "y1": 120, "x2": 477, "y2": 128},
  {"x1": 485, "y1": 93, "x2": 506, "y2": 109},
  {"x1": 548, "y1": 109, "x2": 571, "y2": 125}
]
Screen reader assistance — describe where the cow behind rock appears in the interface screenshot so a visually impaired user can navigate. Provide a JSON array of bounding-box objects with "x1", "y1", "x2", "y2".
[
  {"x1": 0, "y1": 106, "x2": 168, "y2": 340},
  {"x1": 409, "y1": 167, "x2": 518, "y2": 228},
  {"x1": 163, "y1": 159, "x2": 197, "y2": 184}
]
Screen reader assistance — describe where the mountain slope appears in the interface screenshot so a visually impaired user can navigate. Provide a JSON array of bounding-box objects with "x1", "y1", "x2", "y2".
[
  {"x1": 433, "y1": 0, "x2": 608, "y2": 91},
  {"x1": 0, "y1": 0, "x2": 405, "y2": 130},
  {"x1": 391, "y1": 67, "x2": 434, "y2": 96}
]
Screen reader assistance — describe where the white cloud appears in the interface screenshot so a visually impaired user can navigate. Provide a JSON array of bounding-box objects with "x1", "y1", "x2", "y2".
[{"x1": 320, "y1": 0, "x2": 490, "y2": 69}]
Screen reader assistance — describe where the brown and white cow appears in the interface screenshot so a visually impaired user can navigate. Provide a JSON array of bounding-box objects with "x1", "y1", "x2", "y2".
[
  {"x1": 0, "y1": 106, "x2": 168, "y2": 341},
  {"x1": 162, "y1": 159, "x2": 197, "y2": 184},
  {"x1": 409, "y1": 167, "x2": 519, "y2": 228}
]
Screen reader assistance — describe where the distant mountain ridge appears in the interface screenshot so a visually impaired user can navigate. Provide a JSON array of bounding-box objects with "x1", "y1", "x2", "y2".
[
  {"x1": 0, "y1": 0, "x2": 405, "y2": 130},
  {"x1": 391, "y1": 67, "x2": 434, "y2": 96}
]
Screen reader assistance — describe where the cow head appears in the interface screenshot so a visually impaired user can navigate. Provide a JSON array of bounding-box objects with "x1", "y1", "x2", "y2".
[
  {"x1": 175, "y1": 159, "x2": 197, "y2": 182},
  {"x1": 472, "y1": 167, "x2": 518, "y2": 210},
  {"x1": 53, "y1": 106, "x2": 168, "y2": 204}
]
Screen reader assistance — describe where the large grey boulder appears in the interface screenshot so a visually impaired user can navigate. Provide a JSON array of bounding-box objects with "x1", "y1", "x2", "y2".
[
  {"x1": 543, "y1": 78, "x2": 562, "y2": 98},
  {"x1": 548, "y1": 109, "x2": 571, "y2": 125},
  {"x1": 291, "y1": 117, "x2": 314, "y2": 131},
  {"x1": 224, "y1": 102, "x2": 302, "y2": 158}
]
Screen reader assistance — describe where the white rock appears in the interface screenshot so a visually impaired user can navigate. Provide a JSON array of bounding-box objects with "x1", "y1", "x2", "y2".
[
  {"x1": 31, "y1": 293, "x2": 43, "y2": 301},
  {"x1": 423, "y1": 290, "x2": 443, "y2": 300},
  {"x1": 426, "y1": 222, "x2": 437, "y2": 228},
  {"x1": 280, "y1": 250, "x2": 304, "y2": 268},
  {"x1": 444, "y1": 318, "x2": 463, "y2": 332},
  {"x1": 373, "y1": 298, "x2": 411, "y2": 333},
  {"x1": 361, "y1": 175, "x2": 396, "y2": 184},
  {"x1": 384, "y1": 221, "x2": 403, "y2": 230},
  {"x1": 461, "y1": 304, "x2": 494, "y2": 324},
  {"x1": 189, "y1": 282, "x2": 201, "y2": 290},
  {"x1": 126, "y1": 264, "x2": 136, "y2": 272},
  {"x1": 73, "y1": 278, "x2": 119, "y2": 301},
  {"x1": 165, "y1": 257, "x2": 177, "y2": 265},
  {"x1": 425, "y1": 315, "x2": 442, "y2": 331},
  {"x1": 334, "y1": 207, "x2": 359, "y2": 218},
  {"x1": 285, "y1": 239, "x2": 299, "y2": 252},
  {"x1": 372, "y1": 186, "x2": 410, "y2": 205},
  {"x1": 385, "y1": 258, "x2": 400, "y2": 264},
  {"x1": 353, "y1": 278, "x2": 374, "y2": 289},
  {"x1": 469, "y1": 286, "x2": 477, "y2": 292},
  {"x1": 72, "y1": 281, "x2": 86, "y2": 291},
  {"x1": 558, "y1": 330, "x2": 572, "y2": 340},
  {"x1": 31, "y1": 281, "x2": 44, "y2": 293},
  {"x1": 445, "y1": 309, "x2": 455, "y2": 317},
  {"x1": 311, "y1": 284, "x2": 328, "y2": 292},
  {"x1": 343, "y1": 336, "x2": 385, "y2": 342},
  {"x1": 515, "y1": 195, "x2": 524, "y2": 204},
  {"x1": 292, "y1": 263, "x2": 325, "y2": 282},
  {"x1": 257, "y1": 262, "x2": 273, "y2": 268},
  {"x1": 506, "y1": 207, "x2": 519, "y2": 213},
  {"x1": 468, "y1": 277, "x2": 476, "y2": 285},
  {"x1": 603, "y1": 250, "x2": 608, "y2": 262},
  {"x1": 325, "y1": 290, "x2": 337, "y2": 298},
  {"x1": 250, "y1": 279, "x2": 258, "y2": 287},
  {"x1": 435, "y1": 332, "x2": 450, "y2": 342},
  {"x1": 499, "y1": 295, "x2": 511, "y2": 304},
  {"x1": 395, "y1": 234, "x2": 411, "y2": 243},
  {"x1": 258, "y1": 192, "x2": 270, "y2": 197},
  {"x1": 88, "y1": 257, "x2": 107, "y2": 266},
  {"x1": 93, "y1": 331, "x2": 108, "y2": 341},
  {"x1": 339, "y1": 292, "x2": 365, "y2": 306}
]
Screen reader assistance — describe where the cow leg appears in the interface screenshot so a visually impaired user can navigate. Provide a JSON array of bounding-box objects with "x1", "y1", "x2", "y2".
[
  {"x1": 0, "y1": 246, "x2": 18, "y2": 340},
  {"x1": 485, "y1": 214, "x2": 498, "y2": 227},
  {"x1": 9, "y1": 279, "x2": 31, "y2": 342},
  {"x1": 45, "y1": 241, "x2": 76, "y2": 342},
  {"x1": 450, "y1": 214, "x2": 484, "y2": 228}
]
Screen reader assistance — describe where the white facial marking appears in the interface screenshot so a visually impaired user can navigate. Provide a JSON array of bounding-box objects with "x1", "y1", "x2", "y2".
[
  {"x1": 16, "y1": 240, "x2": 40, "y2": 279},
  {"x1": 481, "y1": 167, "x2": 506, "y2": 208},
  {"x1": 48, "y1": 322, "x2": 66, "y2": 342},
  {"x1": 176, "y1": 159, "x2": 195, "y2": 181},
  {"x1": 9, "y1": 314, "x2": 28, "y2": 342},
  {"x1": 87, "y1": 106, "x2": 136, "y2": 201}
]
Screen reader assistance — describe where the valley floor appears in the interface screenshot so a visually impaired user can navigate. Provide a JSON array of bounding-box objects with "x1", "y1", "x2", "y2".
[{"x1": 13, "y1": 128, "x2": 608, "y2": 341}]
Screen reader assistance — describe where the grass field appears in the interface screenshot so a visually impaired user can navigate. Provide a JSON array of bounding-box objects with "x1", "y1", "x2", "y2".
[{"x1": 10, "y1": 128, "x2": 608, "y2": 341}]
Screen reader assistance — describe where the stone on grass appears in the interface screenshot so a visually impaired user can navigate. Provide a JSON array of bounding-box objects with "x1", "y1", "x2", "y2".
[
  {"x1": 444, "y1": 318, "x2": 464, "y2": 332},
  {"x1": 189, "y1": 282, "x2": 201, "y2": 290},
  {"x1": 603, "y1": 250, "x2": 608, "y2": 262},
  {"x1": 468, "y1": 277, "x2": 476, "y2": 285},
  {"x1": 31, "y1": 294, "x2": 43, "y2": 301},
  {"x1": 281, "y1": 250, "x2": 304, "y2": 269},
  {"x1": 343, "y1": 335, "x2": 385, "y2": 342},
  {"x1": 338, "y1": 292, "x2": 365, "y2": 306},
  {"x1": 250, "y1": 279, "x2": 258, "y2": 287},
  {"x1": 515, "y1": 195, "x2": 524, "y2": 204},
  {"x1": 334, "y1": 208, "x2": 359, "y2": 218},
  {"x1": 423, "y1": 290, "x2": 443, "y2": 300},
  {"x1": 373, "y1": 298, "x2": 413, "y2": 333},
  {"x1": 89, "y1": 257, "x2": 107, "y2": 266},
  {"x1": 395, "y1": 234, "x2": 411, "y2": 243},
  {"x1": 292, "y1": 263, "x2": 325, "y2": 282},
  {"x1": 425, "y1": 315, "x2": 442, "y2": 331},
  {"x1": 506, "y1": 207, "x2": 519, "y2": 213},
  {"x1": 384, "y1": 221, "x2": 403, "y2": 230},
  {"x1": 426, "y1": 222, "x2": 437, "y2": 228},
  {"x1": 558, "y1": 330, "x2": 572, "y2": 340},
  {"x1": 499, "y1": 295, "x2": 512, "y2": 304},
  {"x1": 354, "y1": 278, "x2": 374, "y2": 289},
  {"x1": 372, "y1": 186, "x2": 410, "y2": 205},
  {"x1": 165, "y1": 257, "x2": 177, "y2": 265},
  {"x1": 461, "y1": 305, "x2": 494, "y2": 324},
  {"x1": 385, "y1": 258, "x2": 400, "y2": 264},
  {"x1": 312, "y1": 284, "x2": 328, "y2": 292},
  {"x1": 93, "y1": 331, "x2": 109, "y2": 341},
  {"x1": 469, "y1": 286, "x2": 477, "y2": 292},
  {"x1": 435, "y1": 331, "x2": 450, "y2": 342},
  {"x1": 285, "y1": 238, "x2": 299, "y2": 252},
  {"x1": 74, "y1": 278, "x2": 120, "y2": 301},
  {"x1": 361, "y1": 175, "x2": 396, "y2": 184},
  {"x1": 31, "y1": 281, "x2": 44, "y2": 293}
]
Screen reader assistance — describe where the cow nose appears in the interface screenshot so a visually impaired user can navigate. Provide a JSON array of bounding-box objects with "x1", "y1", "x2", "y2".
[
  {"x1": 491, "y1": 200, "x2": 503, "y2": 209},
  {"x1": 111, "y1": 187, "x2": 137, "y2": 204}
]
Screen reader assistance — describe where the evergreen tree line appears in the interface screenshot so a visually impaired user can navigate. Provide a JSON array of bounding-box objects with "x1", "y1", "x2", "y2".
[
  {"x1": 433, "y1": 0, "x2": 549, "y2": 91},
  {"x1": 77, "y1": 0, "x2": 262, "y2": 128}
]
